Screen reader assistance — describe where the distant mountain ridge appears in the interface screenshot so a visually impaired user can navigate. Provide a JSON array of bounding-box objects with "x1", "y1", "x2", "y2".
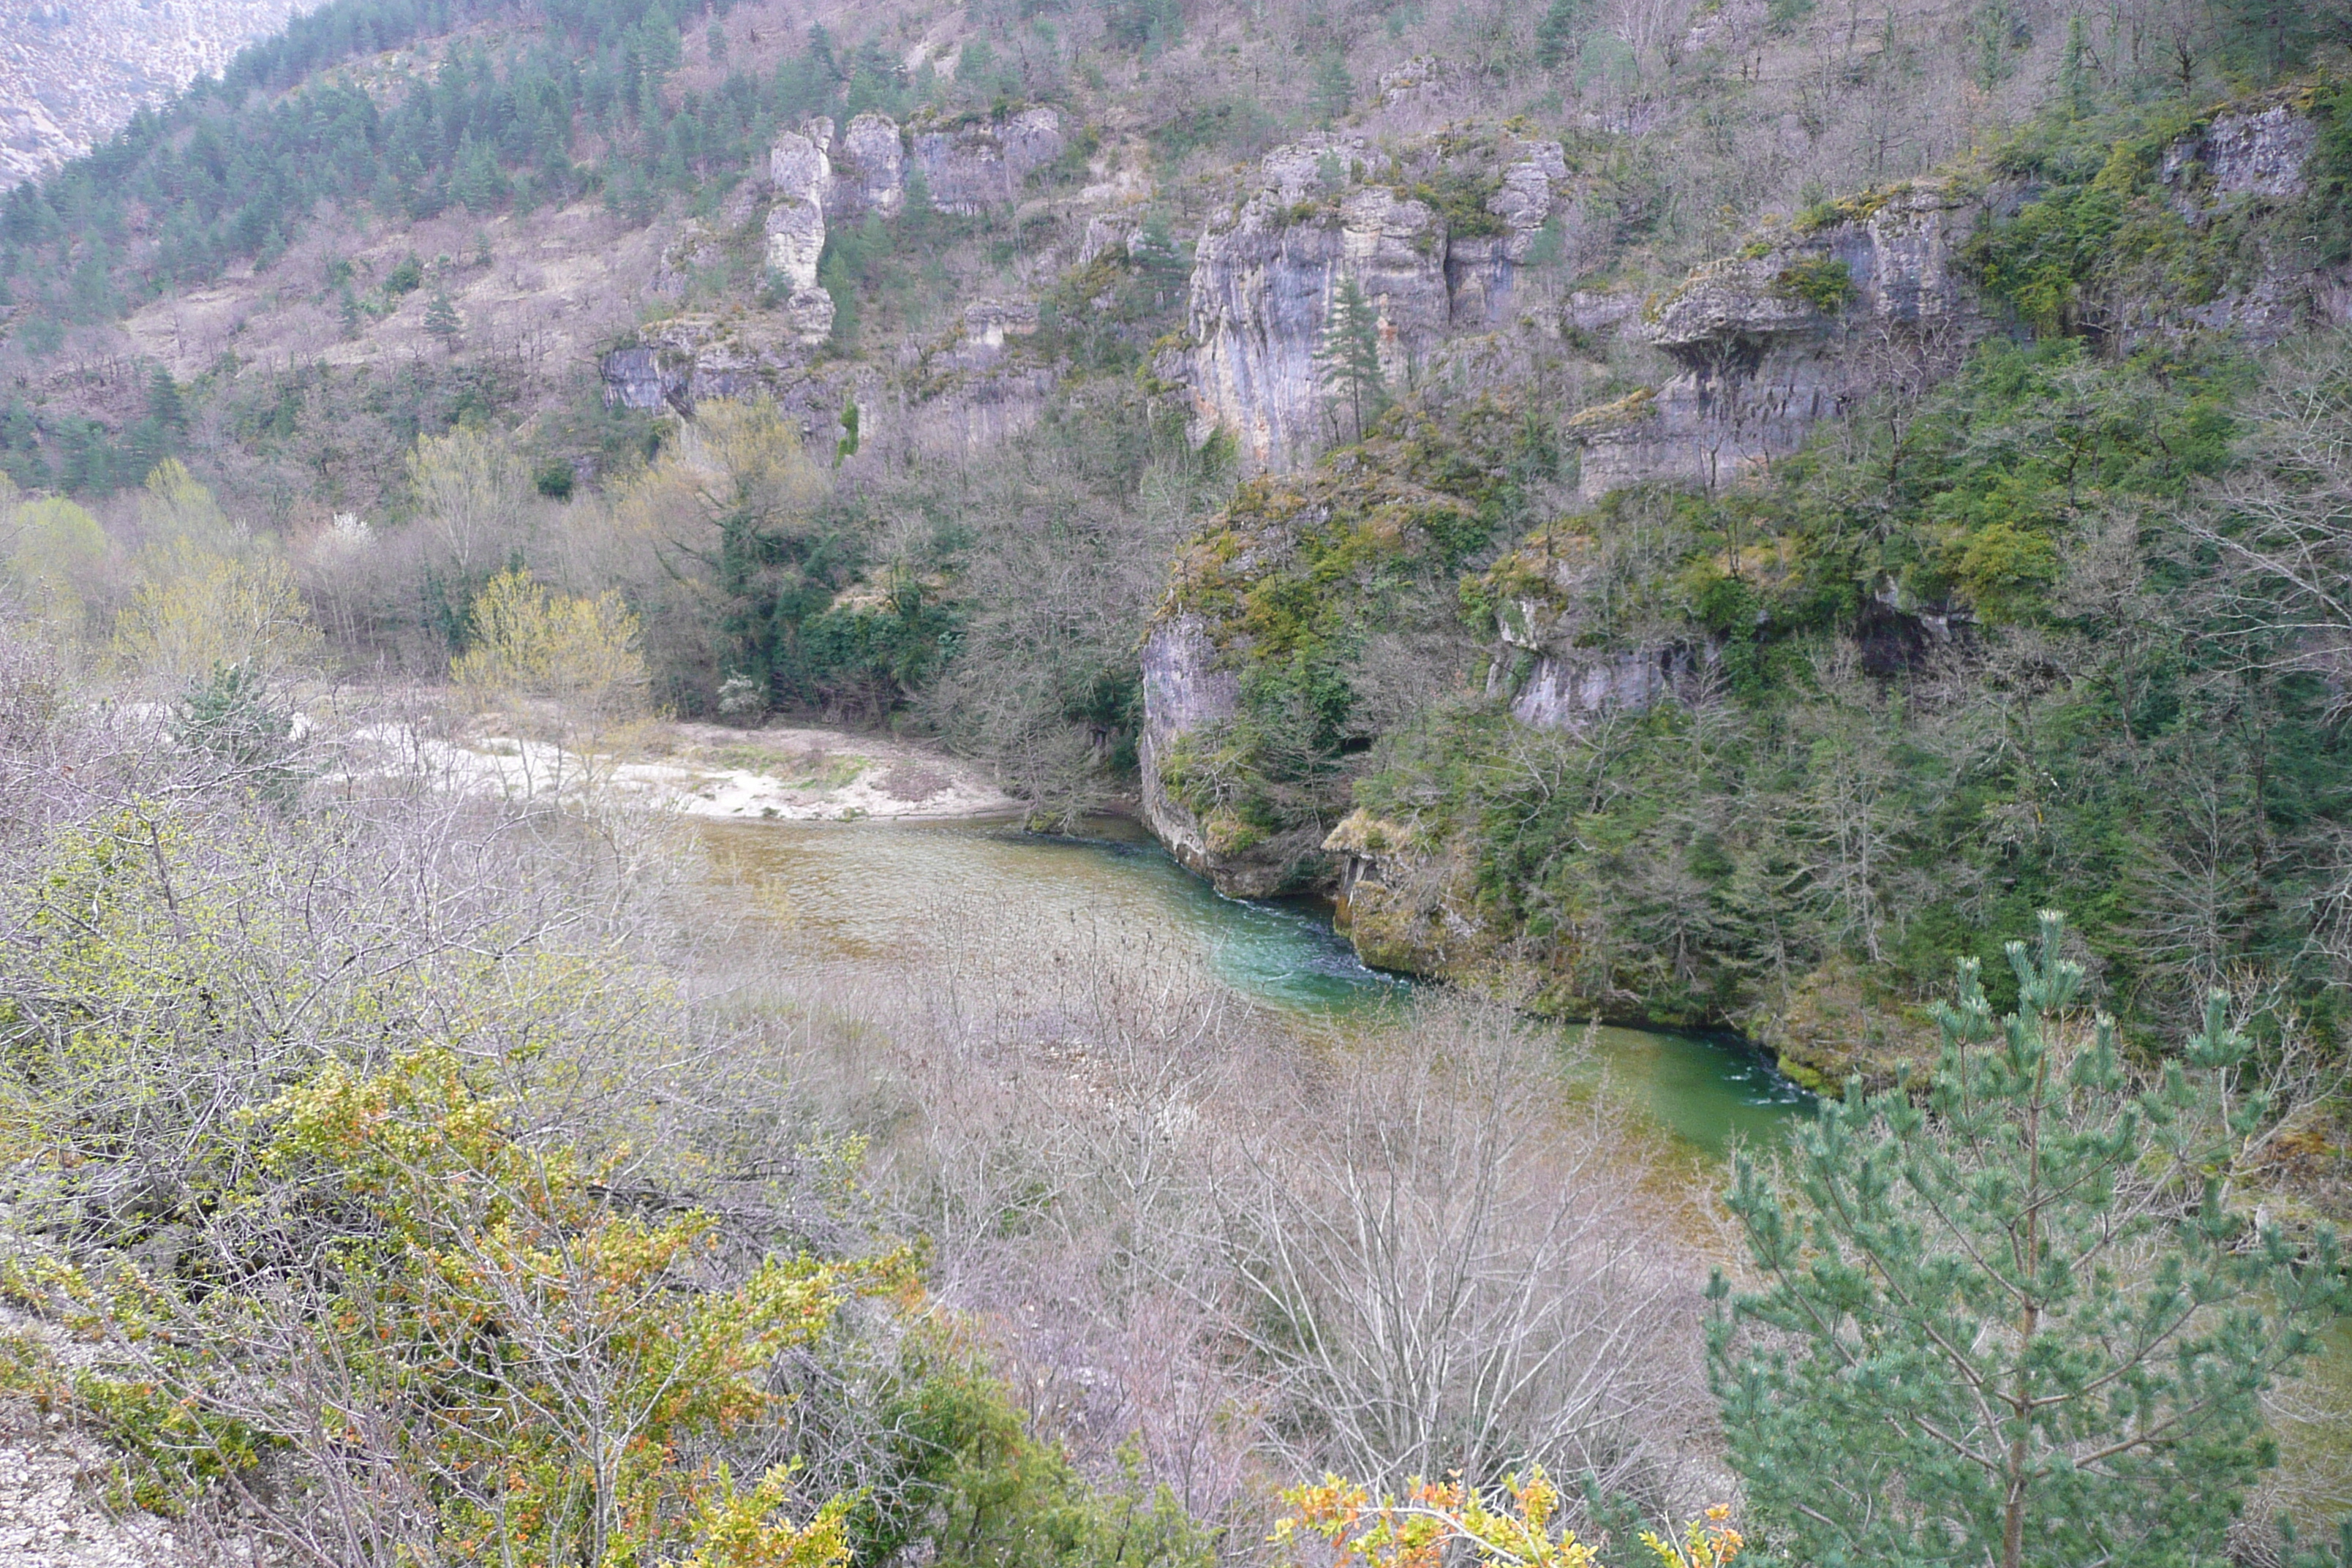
[{"x1": 1, "y1": 0, "x2": 323, "y2": 186}]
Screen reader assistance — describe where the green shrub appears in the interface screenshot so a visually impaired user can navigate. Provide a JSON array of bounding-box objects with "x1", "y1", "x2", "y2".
[{"x1": 1771, "y1": 255, "x2": 1853, "y2": 312}]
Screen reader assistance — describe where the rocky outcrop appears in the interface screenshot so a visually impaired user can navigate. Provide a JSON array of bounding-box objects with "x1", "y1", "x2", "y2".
[
  {"x1": 2158, "y1": 100, "x2": 2338, "y2": 341},
  {"x1": 1137, "y1": 616, "x2": 1250, "y2": 890},
  {"x1": 1575, "y1": 181, "x2": 1985, "y2": 501},
  {"x1": 598, "y1": 312, "x2": 871, "y2": 440},
  {"x1": 652, "y1": 222, "x2": 728, "y2": 300},
  {"x1": 1482, "y1": 531, "x2": 1709, "y2": 728},
  {"x1": 1576, "y1": 100, "x2": 2349, "y2": 501},
  {"x1": 1507, "y1": 645, "x2": 1703, "y2": 728},
  {"x1": 2161, "y1": 102, "x2": 2318, "y2": 207},
  {"x1": 764, "y1": 125, "x2": 839, "y2": 344},
  {"x1": 1182, "y1": 132, "x2": 1570, "y2": 472},
  {"x1": 606, "y1": 106, "x2": 1069, "y2": 410},
  {"x1": 758, "y1": 106, "x2": 1066, "y2": 226},
  {"x1": 912, "y1": 107, "x2": 1068, "y2": 214},
  {"x1": 837, "y1": 112, "x2": 908, "y2": 217},
  {"x1": 889, "y1": 298, "x2": 1057, "y2": 456}
]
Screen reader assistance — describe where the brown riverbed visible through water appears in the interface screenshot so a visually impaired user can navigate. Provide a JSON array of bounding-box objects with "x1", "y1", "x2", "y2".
[{"x1": 694, "y1": 811, "x2": 1811, "y2": 1161}]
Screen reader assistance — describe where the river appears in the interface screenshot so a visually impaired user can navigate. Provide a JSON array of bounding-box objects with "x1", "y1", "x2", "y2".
[
  {"x1": 693, "y1": 812, "x2": 2352, "y2": 1512},
  {"x1": 695, "y1": 813, "x2": 1811, "y2": 1161}
]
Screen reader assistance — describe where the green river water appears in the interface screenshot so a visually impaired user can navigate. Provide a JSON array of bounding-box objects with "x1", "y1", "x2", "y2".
[{"x1": 697, "y1": 813, "x2": 1811, "y2": 1161}]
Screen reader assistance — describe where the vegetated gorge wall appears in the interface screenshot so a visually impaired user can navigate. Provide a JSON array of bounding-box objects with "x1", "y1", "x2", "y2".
[
  {"x1": 1572, "y1": 99, "x2": 2348, "y2": 502},
  {"x1": 1139, "y1": 96, "x2": 2352, "y2": 979},
  {"x1": 598, "y1": 106, "x2": 1073, "y2": 452},
  {"x1": 592, "y1": 92, "x2": 2350, "y2": 997}
]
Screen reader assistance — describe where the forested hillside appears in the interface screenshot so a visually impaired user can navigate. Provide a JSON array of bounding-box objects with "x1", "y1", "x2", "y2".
[{"x1": 11, "y1": 0, "x2": 2352, "y2": 1560}]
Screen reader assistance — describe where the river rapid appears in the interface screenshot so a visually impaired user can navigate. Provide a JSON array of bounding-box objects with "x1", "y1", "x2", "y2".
[{"x1": 695, "y1": 813, "x2": 1810, "y2": 1164}]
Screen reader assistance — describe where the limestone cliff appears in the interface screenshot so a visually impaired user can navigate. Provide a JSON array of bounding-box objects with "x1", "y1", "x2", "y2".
[
  {"x1": 763, "y1": 124, "x2": 840, "y2": 344},
  {"x1": 1180, "y1": 132, "x2": 1570, "y2": 473},
  {"x1": 1137, "y1": 616, "x2": 1250, "y2": 892},
  {"x1": 602, "y1": 106, "x2": 1068, "y2": 434},
  {"x1": 1576, "y1": 100, "x2": 2351, "y2": 501},
  {"x1": 1483, "y1": 532, "x2": 1708, "y2": 730},
  {"x1": 1575, "y1": 181, "x2": 1986, "y2": 502},
  {"x1": 1137, "y1": 438, "x2": 1490, "y2": 899}
]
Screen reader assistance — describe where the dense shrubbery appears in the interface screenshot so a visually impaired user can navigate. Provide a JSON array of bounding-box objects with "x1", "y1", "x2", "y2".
[
  {"x1": 0, "y1": 630, "x2": 1224, "y2": 1567},
  {"x1": 1150, "y1": 406, "x2": 1562, "y2": 880},
  {"x1": 1324, "y1": 328, "x2": 2352, "y2": 1083}
]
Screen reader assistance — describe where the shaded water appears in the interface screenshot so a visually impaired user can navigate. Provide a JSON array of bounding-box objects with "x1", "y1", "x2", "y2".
[{"x1": 696, "y1": 813, "x2": 1809, "y2": 1160}]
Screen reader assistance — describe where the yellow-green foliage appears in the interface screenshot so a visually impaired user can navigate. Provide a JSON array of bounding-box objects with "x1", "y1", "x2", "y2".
[
  {"x1": 683, "y1": 1469, "x2": 853, "y2": 1568},
  {"x1": 1278, "y1": 1469, "x2": 1741, "y2": 1568},
  {"x1": 454, "y1": 568, "x2": 649, "y2": 718},
  {"x1": 4, "y1": 486, "x2": 109, "y2": 635},
  {"x1": 255, "y1": 1047, "x2": 902, "y2": 1567},
  {"x1": 1792, "y1": 184, "x2": 1898, "y2": 233},
  {"x1": 1770, "y1": 256, "x2": 1854, "y2": 312},
  {"x1": 113, "y1": 538, "x2": 321, "y2": 692},
  {"x1": 2, "y1": 723, "x2": 1218, "y2": 1568}
]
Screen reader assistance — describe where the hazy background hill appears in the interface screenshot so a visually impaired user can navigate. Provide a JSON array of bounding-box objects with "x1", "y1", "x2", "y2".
[{"x1": 0, "y1": 0, "x2": 325, "y2": 185}]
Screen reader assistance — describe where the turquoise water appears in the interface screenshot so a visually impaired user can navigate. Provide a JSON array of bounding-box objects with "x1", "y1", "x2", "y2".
[{"x1": 696, "y1": 815, "x2": 1809, "y2": 1159}]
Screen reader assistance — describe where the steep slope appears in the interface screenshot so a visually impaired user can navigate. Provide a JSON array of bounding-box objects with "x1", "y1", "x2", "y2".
[{"x1": 1133, "y1": 83, "x2": 2352, "y2": 1088}]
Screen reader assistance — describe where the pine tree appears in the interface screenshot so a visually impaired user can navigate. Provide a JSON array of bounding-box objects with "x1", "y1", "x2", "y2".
[
  {"x1": 2060, "y1": 12, "x2": 2092, "y2": 117},
  {"x1": 1534, "y1": 0, "x2": 1589, "y2": 70},
  {"x1": 1314, "y1": 278, "x2": 1387, "y2": 442},
  {"x1": 423, "y1": 287, "x2": 461, "y2": 349},
  {"x1": 1311, "y1": 51, "x2": 1354, "y2": 125},
  {"x1": 1711, "y1": 913, "x2": 2347, "y2": 1568}
]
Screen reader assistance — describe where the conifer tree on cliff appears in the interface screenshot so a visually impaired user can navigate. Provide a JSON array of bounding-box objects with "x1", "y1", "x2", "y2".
[
  {"x1": 1316, "y1": 278, "x2": 1387, "y2": 443},
  {"x1": 1711, "y1": 912, "x2": 2345, "y2": 1568}
]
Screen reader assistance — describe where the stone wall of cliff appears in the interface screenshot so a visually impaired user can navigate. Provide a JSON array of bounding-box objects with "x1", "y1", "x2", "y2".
[
  {"x1": 1179, "y1": 132, "x2": 1571, "y2": 473},
  {"x1": 1574, "y1": 100, "x2": 2352, "y2": 502},
  {"x1": 1137, "y1": 615, "x2": 1247, "y2": 889},
  {"x1": 600, "y1": 106, "x2": 1074, "y2": 451},
  {"x1": 1574, "y1": 181, "x2": 1986, "y2": 501}
]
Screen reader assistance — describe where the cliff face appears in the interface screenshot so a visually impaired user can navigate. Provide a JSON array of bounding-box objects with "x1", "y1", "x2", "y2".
[
  {"x1": 1575, "y1": 102, "x2": 2350, "y2": 501},
  {"x1": 1575, "y1": 182, "x2": 1986, "y2": 502},
  {"x1": 1485, "y1": 535, "x2": 1708, "y2": 730},
  {"x1": 764, "y1": 126, "x2": 838, "y2": 344},
  {"x1": 1180, "y1": 133, "x2": 1570, "y2": 472},
  {"x1": 603, "y1": 106, "x2": 1068, "y2": 429},
  {"x1": 1136, "y1": 616, "x2": 1250, "y2": 892},
  {"x1": 1136, "y1": 442, "x2": 1493, "y2": 900}
]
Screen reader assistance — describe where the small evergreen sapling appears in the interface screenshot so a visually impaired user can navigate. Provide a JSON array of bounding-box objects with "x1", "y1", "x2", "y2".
[
  {"x1": 1710, "y1": 913, "x2": 2347, "y2": 1568},
  {"x1": 423, "y1": 287, "x2": 462, "y2": 348}
]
